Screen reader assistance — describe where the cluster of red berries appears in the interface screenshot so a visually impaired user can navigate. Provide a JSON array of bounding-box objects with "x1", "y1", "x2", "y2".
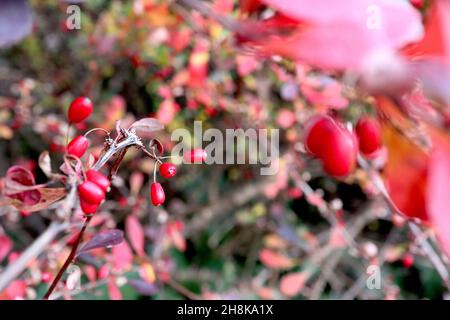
[
  {"x1": 65, "y1": 96, "x2": 208, "y2": 211},
  {"x1": 150, "y1": 148, "x2": 207, "y2": 206},
  {"x1": 304, "y1": 115, "x2": 382, "y2": 177},
  {"x1": 78, "y1": 170, "x2": 110, "y2": 214},
  {"x1": 67, "y1": 96, "x2": 93, "y2": 158},
  {"x1": 65, "y1": 96, "x2": 108, "y2": 214}
]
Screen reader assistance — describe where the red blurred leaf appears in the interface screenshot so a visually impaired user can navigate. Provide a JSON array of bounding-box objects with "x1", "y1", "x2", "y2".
[
  {"x1": 126, "y1": 215, "x2": 145, "y2": 257},
  {"x1": 4, "y1": 280, "x2": 27, "y2": 299},
  {"x1": 112, "y1": 241, "x2": 133, "y2": 272},
  {"x1": 239, "y1": 0, "x2": 263, "y2": 14},
  {"x1": 0, "y1": 235, "x2": 12, "y2": 262},
  {"x1": 156, "y1": 99, "x2": 180, "y2": 126},
  {"x1": 280, "y1": 271, "x2": 310, "y2": 297},
  {"x1": 426, "y1": 129, "x2": 450, "y2": 259},
  {"x1": 403, "y1": 0, "x2": 450, "y2": 61},
  {"x1": 377, "y1": 96, "x2": 429, "y2": 221},
  {"x1": 6, "y1": 187, "x2": 67, "y2": 213},
  {"x1": 245, "y1": 0, "x2": 422, "y2": 70},
  {"x1": 108, "y1": 279, "x2": 123, "y2": 300},
  {"x1": 259, "y1": 248, "x2": 294, "y2": 270},
  {"x1": 167, "y1": 221, "x2": 186, "y2": 252}
]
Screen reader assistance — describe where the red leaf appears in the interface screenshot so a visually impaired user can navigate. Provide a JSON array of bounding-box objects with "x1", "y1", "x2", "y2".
[
  {"x1": 280, "y1": 271, "x2": 310, "y2": 297},
  {"x1": 246, "y1": 0, "x2": 423, "y2": 70},
  {"x1": 126, "y1": 215, "x2": 145, "y2": 257},
  {"x1": 259, "y1": 248, "x2": 294, "y2": 270},
  {"x1": 426, "y1": 130, "x2": 450, "y2": 259},
  {"x1": 377, "y1": 96, "x2": 429, "y2": 221},
  {"x1": 112, "y1": 241, "x2": 133, "y2": 271},
  {"x1": 239, "y1": 0, "x2": 263, "y2": 14},
  {"x1": 403, "y1": 0, "x2": 450, "y2": 61},
  {"x1": 167, "y1": 221, "x2": 186, "y2": 252},
  {"x1": 108, "y1": 279, "x2": 123, "y2": 300},
  {"x1": 0, "y1": 235, "x2": 12, "y2": 262},
  {"x1": 7, "y1": 188, "x2": 67, "y2": 213}
]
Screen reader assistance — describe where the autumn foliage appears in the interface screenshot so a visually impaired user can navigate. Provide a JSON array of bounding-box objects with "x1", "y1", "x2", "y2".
[{"x1": 1, "y1": 0, "x2": 450, "y2": 300}]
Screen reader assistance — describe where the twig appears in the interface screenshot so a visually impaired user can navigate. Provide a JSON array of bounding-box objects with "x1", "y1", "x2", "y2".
[
  {"x1": 43, "y1": 216, "x2": 92, "y2": 299},
  {"x1": 358, "y1": 156, "x2": 450, "y2": 288},
  {"x1": 166, "y1": 278, "x2": 201, "y2": 300},
  {"x1": 409, "y1": 222, "x2": 450, "y2": 288},
  {"x1": 43, "y1": 131, "x2": 145, "y2": 299}
]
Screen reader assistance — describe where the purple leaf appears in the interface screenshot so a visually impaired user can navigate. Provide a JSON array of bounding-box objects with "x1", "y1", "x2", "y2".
[
  {"x1": 77, "y1": 229, "x2": 124, "y2": 256},
  {"x1": 129, "y1": 118, "x2": 164, "y2": 133},
  {"x1": 0, "y1": 0, "x2": 33, "y2": 48},
  {"x1": 128, "y1": 279, "x2": 160, "y2": 296}
]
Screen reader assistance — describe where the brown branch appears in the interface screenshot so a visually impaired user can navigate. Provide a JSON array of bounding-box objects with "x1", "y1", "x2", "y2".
[{"x1": 43, "y1": 216, "x2": 92, "y2": 299}]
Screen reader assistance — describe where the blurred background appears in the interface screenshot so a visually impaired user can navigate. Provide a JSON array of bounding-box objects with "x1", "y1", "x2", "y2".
[{"x1": 0, "y1": 0, "x2": 448, "y2": 300}]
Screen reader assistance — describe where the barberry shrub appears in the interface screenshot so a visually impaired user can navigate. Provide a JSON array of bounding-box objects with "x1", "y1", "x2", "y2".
[{"x1": 0, "y1": 0, "x2": 450, "y2": 301}]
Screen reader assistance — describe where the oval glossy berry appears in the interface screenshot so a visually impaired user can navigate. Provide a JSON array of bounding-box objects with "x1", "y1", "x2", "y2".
[
  {"x1": 184, "y1": 148, "x2": 207, "y2": 163},
  {"x1": 150, "y1": 182, "x2": 165, "y2": 206},
  {"x1": 68, "y1": 96, "x2": 93, "y2": 123},
  {"x1": 356, "y1": 117, "x2": 382, "y2": 156},
  {"x1": 67, "y1": 135, "x2": 89, "y2": 158},
  {"x1": 78, "y1": 181, "x2": 105, "y2": 204},
  {"x1": 80, "y1": 198, "x2": 99, "y2": 215},
  {"x1": 321, "y1": 126, "x2": 357, "y2": 177},
  {"x1": 304, "y1": 115, "x2": 336, "y2": 157},
  {"x1": 86, "y1": 170, "x2": 110, "y2": 192},
  {"x1": 159, "y1": 162, "x2": 177, "y2": 178}
]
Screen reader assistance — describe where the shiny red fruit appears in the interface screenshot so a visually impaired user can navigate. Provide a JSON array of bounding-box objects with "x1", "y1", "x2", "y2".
[
  {"x1": 150, "y1": 182, "x2": 165, "y2": 206},
  {"x1": 356, "y1": 117, "x2": 382, "y2": 156},
  {"x1": 184, "y1": 148, "x2": 207, "y2": 163},
  {"x1": 78, "y1": 181, "x2": 105, "y2": 204},
  {"x1": 402, "y1": 253, "x2": 414, "y2": 269},
  {"x1": 159, "y1": 162, "x2": 177, "y2": 178},
  {"x1": 67, "y1": 135, "x2": 89, "y2": 158},
  {"x1": 68, "y1": 96, "x2": 93, "y2": 123},
  {"x1": 80, "y1": 198, "x2": 99, "y2": 214},
  {"x1": 305, "y1": 115, "x2": 357, "y2": 177},
  {"x1": 304, "y1": 115, "x2": 336, "y2": 157},
  {"x1": 86, "y1": 170, "x2": 110, "y2": 192},
  {"x1": 321, "y1": 126, "x2": 357, "y2": 177}
]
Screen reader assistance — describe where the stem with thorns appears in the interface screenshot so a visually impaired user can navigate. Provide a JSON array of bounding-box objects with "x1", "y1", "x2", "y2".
[{"x1": 43, "y1": 131, "x2": 144, "y2": 299}]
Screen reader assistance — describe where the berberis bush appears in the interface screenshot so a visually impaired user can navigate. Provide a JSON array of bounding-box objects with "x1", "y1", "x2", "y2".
[{"x1": 1, "y1": 0, "x2": 450, "y2": 300}]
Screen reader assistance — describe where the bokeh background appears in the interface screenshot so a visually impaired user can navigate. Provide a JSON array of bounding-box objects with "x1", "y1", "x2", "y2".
[{"x1": 0, "y1": 0, "x2": 448, "y2": 300}]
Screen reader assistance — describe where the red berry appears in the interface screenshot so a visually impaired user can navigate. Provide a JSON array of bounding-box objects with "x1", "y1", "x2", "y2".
[
  {"x1": 159, "y1": 162, "x2": 177, "y2": 178},
  {"x1": 67, "y1": 135, "x2": 89, "y2": 158},
  {"x1": 41, "y1": 272, "x2": 52, "y2": 283},
  {"x1": 304, "y1": 115, "x2": 336, "y2": 157},
  {"x1": 86, "y1": 170, "x2": 110, "y2": 192},
  {"x1": 68, "y1": 96, "x2": 93, "y2": 123},
  {"x1": 356, "y1": 117, "x2": 382, "y2": 156},
  {"x1": 184, "y1": 148, "x2": 207, "y2": 163},
  {"x1": 410, "y1": 0, "x2": 423, "y2": 9},
  {"x1": 80, "y1": 198, "x2": 99, "y2": 214},
  {"x1": 150, "y1": 182, "x2": 165, "y2": 206},
  {"x1": 402, "y1": 253, "x2": 414, "y2": 269},
  {"x1": 305, "y1": 115, "x2": 357, "y2": 177},
  {"x1": 321, "y1": 125, "x2": 357, "y2": 177},
  {"x1": 78, "y1": 181, "x2": 105, "y2": 204}
]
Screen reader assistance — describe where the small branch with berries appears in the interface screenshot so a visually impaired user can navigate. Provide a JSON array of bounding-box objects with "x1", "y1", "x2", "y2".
[{"x1": 42, "y1": 97, "x2": 207, "y2": 299}]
